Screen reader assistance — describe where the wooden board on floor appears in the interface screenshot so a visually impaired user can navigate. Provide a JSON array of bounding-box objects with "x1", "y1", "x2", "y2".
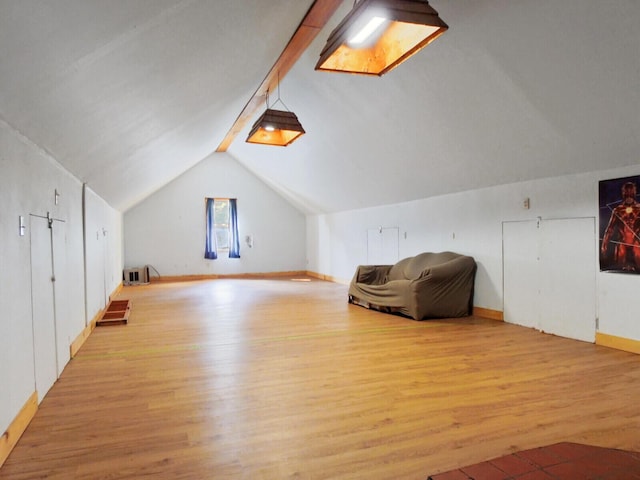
[{"x1": 96, "y1": 299, "x2": 130, "y2": 326}]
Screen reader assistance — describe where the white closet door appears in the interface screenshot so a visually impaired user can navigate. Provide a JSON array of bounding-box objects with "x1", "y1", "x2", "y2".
[
  {"x1": 30, "y1": 216, "x2": 57, "y2": 401},
  {"x1": 503, "y1": 220, "x2": 540, "y2": 330},
  {"x1": 503, "y1": 217, "x2": 597, "y2": 343},
  {"x1": 52, "y1": 222, "x2": 70, "y2": 375},
  {"x1": 539, "y1": 218, "x2": 596, "y2": 342},
  {"x1": 367, "y1": 227, "x2": 399, "y2": 265}
]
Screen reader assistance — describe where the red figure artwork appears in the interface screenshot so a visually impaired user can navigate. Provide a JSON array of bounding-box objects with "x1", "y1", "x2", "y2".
[{"x1": 600, "y1": 176, "x2": 640, "y2": 273}]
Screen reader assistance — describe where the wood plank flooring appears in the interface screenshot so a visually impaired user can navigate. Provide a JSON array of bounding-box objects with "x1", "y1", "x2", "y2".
[{"x1": 2, "y1": 277, "x2": 640, "y2": 479}]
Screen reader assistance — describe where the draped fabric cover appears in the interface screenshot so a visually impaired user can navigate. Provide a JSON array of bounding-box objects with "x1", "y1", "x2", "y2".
[
  {"x1": 204, "y1": 197, "x2": 218, "y2": 259},
  {"x1": 348, "y1": 252, "x2": 476, "y2": 320},
  {"x1": 228, "y1": 198, "x2": 240, "y2": 258}
]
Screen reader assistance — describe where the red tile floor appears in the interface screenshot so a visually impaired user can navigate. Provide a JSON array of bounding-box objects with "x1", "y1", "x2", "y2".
[{"x1": 427, "y1": 442, "x2": 640, "y2": 479}]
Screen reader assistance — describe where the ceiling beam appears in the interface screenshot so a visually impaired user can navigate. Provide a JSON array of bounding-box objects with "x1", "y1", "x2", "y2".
[{"x1": 216, "y1": 0, "x2": 344, "y2": 152}]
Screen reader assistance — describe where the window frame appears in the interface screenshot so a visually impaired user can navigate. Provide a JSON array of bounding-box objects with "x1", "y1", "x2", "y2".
[{"x1": 211, "y1": 197, "x2": 230, "y2": 252}]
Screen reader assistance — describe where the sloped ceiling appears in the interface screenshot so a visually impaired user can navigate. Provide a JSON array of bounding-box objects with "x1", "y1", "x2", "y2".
[
  {"x1": 1, "y1": 1, "x2": 639, "y2": 215},
  {"x1": 0, "y1": 0, "x2": 315, "y2": 209}
]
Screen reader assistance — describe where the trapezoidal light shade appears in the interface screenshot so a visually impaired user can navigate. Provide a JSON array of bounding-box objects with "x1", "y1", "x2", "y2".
[
  {"x1": 246, "y1": 109, "x2": 306, "y2": 147},
  {"x1": 315, "y1": 0, "x2": 448, "y2": 76}
]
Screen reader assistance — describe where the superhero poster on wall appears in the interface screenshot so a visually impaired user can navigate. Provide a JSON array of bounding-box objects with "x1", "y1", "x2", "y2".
[{"x1": 599, "y1": 174, "x2": 640, "y2": 273}]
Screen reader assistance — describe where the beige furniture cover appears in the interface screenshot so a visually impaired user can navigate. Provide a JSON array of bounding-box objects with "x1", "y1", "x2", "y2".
[{"x1": 348, "y1": 251, "x2": 477, "y2": 320}]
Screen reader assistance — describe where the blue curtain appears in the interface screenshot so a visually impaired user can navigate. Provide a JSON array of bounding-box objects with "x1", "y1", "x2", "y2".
[
  {"x1": 204, "y1": 198, "x2": 218, "y2": 259},
  {"x1": 229, "y1": 198, "x2": 241, "y2": 258}
]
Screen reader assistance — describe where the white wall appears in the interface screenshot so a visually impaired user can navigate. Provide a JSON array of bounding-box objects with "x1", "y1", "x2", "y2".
[
  {"x1": 0, "y1": 119, "x2": 122, "y2": 435},
  {"x1": 307, "y1": 165, "x2": 640, "y2": 342},
  {"x1": 124, "y1": 153, "x2": 306, "y2": 276}
]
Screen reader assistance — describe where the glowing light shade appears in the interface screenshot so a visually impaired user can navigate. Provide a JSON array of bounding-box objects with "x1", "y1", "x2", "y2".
[
  {"x1": 246, "y1": 109, "x2": 305, "y2": 147},
  {"x1": 316, "y1": 0, "x2": 448, "y2": 76}
]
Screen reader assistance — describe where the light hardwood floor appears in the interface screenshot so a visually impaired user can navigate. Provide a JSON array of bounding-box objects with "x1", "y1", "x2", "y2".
[{"x1": 2, "y1": 277, "x2": 640, "y2": 479}]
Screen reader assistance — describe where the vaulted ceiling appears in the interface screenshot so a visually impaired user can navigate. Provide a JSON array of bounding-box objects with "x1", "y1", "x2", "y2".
[{"x1": 1, "y1": 1, "x2": 639, "y2": 215}]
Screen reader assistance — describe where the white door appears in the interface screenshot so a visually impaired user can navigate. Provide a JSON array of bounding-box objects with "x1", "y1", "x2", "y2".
[
  {"x1": 30, "y1": 215, "x2": 57, "y2": 401},
  {"x1": 52, "y1": 221, "x2": 70, "y2": 374},
  {"x1": 367, "y1": 227, "x2": 399, "y2": 265},
  {"x1": 503, "y1": 220, "x2": 540, "y2": 329},
  {"x1": 503, "y1": 217, "x2": 597, "y2": 343},
  {"x1": 539, "y1": 218, "x2": 596, "y2": 342},
  {"x1": 102, "y1": 228, "x2": 109, "y2": 305}
]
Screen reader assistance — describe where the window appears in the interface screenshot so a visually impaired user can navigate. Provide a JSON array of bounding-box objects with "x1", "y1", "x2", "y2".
[
  {"x1": 205, "y1": 198, "x2": 240, "y2": 259},
  {"x1": 213, "y1": 198, "x2": 230, "y2": 250}
]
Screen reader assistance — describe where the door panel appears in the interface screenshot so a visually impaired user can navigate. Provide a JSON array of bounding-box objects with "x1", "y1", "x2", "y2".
[
  {"x1": 367, "y1": 227, "x2": 399, "y2": 265},
  {"x1": 503, "y1": 217, "x2": 597, "y2": 343},
  {"x1": 539, "y1": 218, "x2": 596, "y2": 342},
  {"x1": 30, "y1": 216, "x2": 57, "y2": 401},
  {"x1": 503, "y1": 220, "x2": 539, "y2": 329},
  {"x1": 52, "y1": 222, "x2": 69, "y2": 375}
]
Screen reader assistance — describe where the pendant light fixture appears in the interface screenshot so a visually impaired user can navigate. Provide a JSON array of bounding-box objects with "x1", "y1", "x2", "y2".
[
  {"x1": 315, "y1": 0, "x2": 448, "y2": 76},
  {"x1": 246, "y1": 81, "x2": 305, "y2": 147}
]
